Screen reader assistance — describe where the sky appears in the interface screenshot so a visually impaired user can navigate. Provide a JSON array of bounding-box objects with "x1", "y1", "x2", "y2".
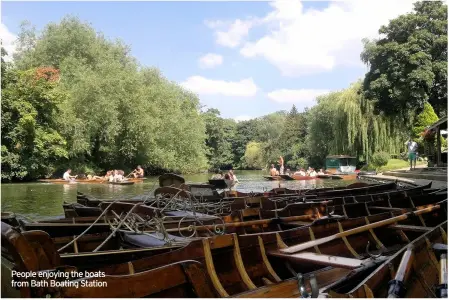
[{"x1": 1, "y1": 0, "x2": 416, "y2": 121}]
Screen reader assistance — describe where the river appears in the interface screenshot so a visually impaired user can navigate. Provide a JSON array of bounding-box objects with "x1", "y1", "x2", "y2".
[{"x1": 1, "y1": 170, "x2": 359, "y2": 219}]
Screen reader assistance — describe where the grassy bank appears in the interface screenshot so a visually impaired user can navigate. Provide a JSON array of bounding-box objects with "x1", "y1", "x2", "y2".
[{"x1": 362, "y1": 159, "x2": 427, "y2": 173}]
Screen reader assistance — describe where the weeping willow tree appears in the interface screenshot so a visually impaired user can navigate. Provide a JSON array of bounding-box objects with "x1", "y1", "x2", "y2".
[{"x1": 308, "y1": 82, "x2": 406, "y2": 164}]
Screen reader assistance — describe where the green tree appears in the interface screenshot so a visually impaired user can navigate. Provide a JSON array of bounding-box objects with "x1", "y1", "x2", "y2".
[
  {"x1": 412, "y1": 102, "x2": 439, "y2": 139},
  {"x1": 11, "y1": 16, "x2": 209, "y2": 175},
  {"x1": 243, "y1": 142, "x2": 264, "y2": 169},
  {"x1": 275, "y1": 105, "x2": 308, "y2": 167},
  {"x1": 361, "y1": 1, "x2": 448, "y2": 121},
  {"x1": 202, "y1": 108, "x2": 236, "y2": 169},
  {"x1": 1, "y1": 66, "x2": 68, "y2": 181}
]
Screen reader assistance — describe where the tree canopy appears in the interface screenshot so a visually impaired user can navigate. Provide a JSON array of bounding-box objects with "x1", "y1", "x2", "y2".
[
  {"x1": 2, "y1": 4, "x2": 446, "y2": 181},
  {"x1": 361, "y1": 1, "x2": 447, "y2": 121}
]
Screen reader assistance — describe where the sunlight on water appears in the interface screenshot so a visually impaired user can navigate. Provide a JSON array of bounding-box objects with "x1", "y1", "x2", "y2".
[{"x1": 1, "y1": 170, "x2": 359, "y2": 219}]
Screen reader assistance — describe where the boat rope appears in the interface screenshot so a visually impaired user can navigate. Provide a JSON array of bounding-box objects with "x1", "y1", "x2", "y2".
[
  {"x1": 93, "y1": 202, "x2": 142, "y2": 252},
  {"x1": 57, "y1": 198, "x2": 124, "y2": 252}
]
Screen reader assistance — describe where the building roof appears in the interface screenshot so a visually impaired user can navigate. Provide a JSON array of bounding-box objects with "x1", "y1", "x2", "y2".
[
  {"x1": 326, "y1": 155, "x2": 356, "y2": 159},
  {"x1": 427, "y1": 117, "x2": 448, "y2": 131}
]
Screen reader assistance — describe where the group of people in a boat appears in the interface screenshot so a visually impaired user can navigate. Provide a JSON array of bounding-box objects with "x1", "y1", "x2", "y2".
[
  {"x1": 269, "y1": 156, "x2": 325, "y2": 177},
  {"x1": 210, "y1": 169, "x2": 239, "y2": 182},
  {"x1": 62, "y1": 166, "x2": 144, "y2": 182}
]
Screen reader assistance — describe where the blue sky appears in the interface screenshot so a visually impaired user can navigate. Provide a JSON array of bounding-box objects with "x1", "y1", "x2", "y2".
[{"x1": 1, "y1": 1, "x2": 415, "y2": 120}]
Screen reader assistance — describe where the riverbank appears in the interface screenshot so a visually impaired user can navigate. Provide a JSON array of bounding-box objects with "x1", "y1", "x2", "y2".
[{"x1": 359, "y1": 165, "x2": 447, "y2": 189}]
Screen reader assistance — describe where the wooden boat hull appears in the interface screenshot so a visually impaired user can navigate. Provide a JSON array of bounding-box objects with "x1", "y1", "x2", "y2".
[
  {"x1": 38, "y1": 178, "x2": 144, "y2": 184},
  {"x1": 4, "y1": 203, "x2": 445, "y2": 298},
  {"x1": 264, "y1": 176, "x2": 282, "y2": 181},
  {"x1": 323, "y1": 221, "x2": 448, "y2": 298}
]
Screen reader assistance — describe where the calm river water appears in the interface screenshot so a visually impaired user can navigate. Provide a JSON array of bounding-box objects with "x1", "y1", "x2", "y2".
[{"x1": 1, "y1": 170, "x2": 359, "y2": 219}]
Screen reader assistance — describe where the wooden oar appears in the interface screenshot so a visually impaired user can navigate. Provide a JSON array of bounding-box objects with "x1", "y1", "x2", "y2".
[
  {"x1": 280, "y1": 204, "x2": 441, "y2": 254},
  {"x1": 387, "y1": 247, "x2": 414, "y2": 298}
]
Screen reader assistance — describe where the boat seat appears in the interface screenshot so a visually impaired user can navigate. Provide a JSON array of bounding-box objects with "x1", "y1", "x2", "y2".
[
  {"x1": 122, "y1": 232, "x2": 193, "y2": 248},
  {"x1": 267, "y1": 250, "x2": 367, "y2": 269}
]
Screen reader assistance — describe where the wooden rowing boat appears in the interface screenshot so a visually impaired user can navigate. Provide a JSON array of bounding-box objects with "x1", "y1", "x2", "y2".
[
  {"x1": 65, "y1": 183, "x2": 431, "y2": 218},
  {"x1": 235, "y1": 220, "x2": 448, "y2": 298},
  {"x1": 264, "y1": 175, "x2": 283, "y2": 181},
  {"x1": 17, "y1": 187, "x2": 446, "y2": 239},
  {"x1": 3, "y1": 200, "x2": 445, "y2": 297},
  {"x1": 37, "y1": 178, "x2": 144, "y2": 184},
  {"x1": 321, "y1": 220, "x2": 448, "y2": 297}
]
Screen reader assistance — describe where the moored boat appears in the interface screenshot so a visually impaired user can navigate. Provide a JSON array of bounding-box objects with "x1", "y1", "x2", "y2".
[
  {"x1": 37, "y1": 178, "x2": 144, "y2": 184},
  {"x1": 2, "y1": 200, "x2": 445, "y2": 298}
]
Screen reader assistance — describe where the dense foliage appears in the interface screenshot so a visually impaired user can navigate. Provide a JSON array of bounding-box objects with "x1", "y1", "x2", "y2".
[
  {"x1": 371, "y1": 152, "x2": 391, "y2": 168},
  {"x1": 361, "y1": 1, "x2": 448, "y2": 121},
  {"x1": 2, "y1": 2, "x2": 446, "y2": 181}
]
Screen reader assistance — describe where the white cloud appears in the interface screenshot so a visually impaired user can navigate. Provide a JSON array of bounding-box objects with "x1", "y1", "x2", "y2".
[
  {"x1": 0, "y1": 23, "x2": 17, "y2": 61},
  {"x1": 209, "y1": 0, "x2": 415, "y2": 76},
  {"x1": 206, "y1": 19, "x2": 256, "y2": 48},
  {"x1": 267, "y1": 89, "x2": 329, "y2": 105},
  {"x1": 234, "y1": 115, "x2": 253, "y2": 122},
  {"x1": 180, "y1": 76, "x2": 258, "y2": 97},
  {"x1": 198, "y1": 53, "x2": 223, "y2": 69}
]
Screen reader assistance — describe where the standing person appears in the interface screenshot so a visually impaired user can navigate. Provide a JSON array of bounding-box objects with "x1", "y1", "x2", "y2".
[
  {"x1": 132, "y1": 165, "x2": 145, "y2": 178},
  {"x1": 63, "y1": 169, "x2": 76, "y2": 182},
  {"x1": 279, "y1": 156, "x2": 284, "y2": 175},
  {"x1": 229, "y1": 169, "x2": 239, "y2": 183},
  {"x1": 406, "y1": 137, "x2": 418, "y2": 170}
]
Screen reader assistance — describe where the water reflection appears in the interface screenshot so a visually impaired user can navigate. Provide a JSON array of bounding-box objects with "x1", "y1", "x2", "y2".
[{"x1": 1, "y1": 170, "x2": 358, "y2": 219}]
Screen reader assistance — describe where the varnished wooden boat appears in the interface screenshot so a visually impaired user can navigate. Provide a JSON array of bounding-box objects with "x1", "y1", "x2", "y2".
[
  {"x1": 65, "y1": 183, "x2": 432, "y2": 218},
  {"x1": 3, "y1": 200, "x2": 445, "y2": 297},
  {"x1": 16, "y1": 187, "x2": 447, "y2": 239},
  {"x1": 283, "y1": 174, "x2": 318, "y2": 181},
  {"x1": 37, "y1": 178, "x2": 144, "y2": 184},
  {"x1": 322, "y1": 220, "x2": 448, "y2": 297},
  {"x1": 264, "y1": 175, "x2": 283, "y2": 181}
]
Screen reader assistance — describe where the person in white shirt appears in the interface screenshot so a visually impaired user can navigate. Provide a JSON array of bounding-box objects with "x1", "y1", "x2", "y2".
[
  {"x1": 294, "y1": 168, "x2": 306, "y2": 176},
  {"x1": 405, "y1": 137, "x2": 418, "y2": 170},
  {"x1": 317, "y1": 169, "x2": 325, "y2": 175},
  {"x1": 228, "y1": 169, "x2": 239, "y2": 183},
  {"x1": 63, "y1": 169, "x2": 76, "y2": 182},
  {"x1": 113, "y1": 170, "x2": 124, "y2": 182},
  {"x1": 309, "y1": 168, "x2": 317, "y2": 177}
]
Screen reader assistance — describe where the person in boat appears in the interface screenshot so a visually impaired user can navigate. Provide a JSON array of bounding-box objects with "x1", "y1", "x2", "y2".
[
  {"x1": 228, "y1": 169, "x2": 239, "y2": 183},
  {"x1": 269, "y1": 164, "x2": 277, "y2": 176},
  {"x1": 406, "y1": 136, "x2": 418, "y2": 170},
  {"x1": 306, "y1": 167, "x2": 313, "y2": 176},
  {"x1": 63, "y1": 169, "x2": 76, "y2": 182},
  {"x1": 108, "y1": 170, "x2": 115, "y2": 182},
  {"x1": 285, "y1": 168, "x2": 291, "y2": 176},
  {"x1": 279, "y1": 156, "x2": 284, "y2": 175},
  {"x1": 309, "y1": 168, "x2": 317, "y2": 177},
  {"x1": 113, "y1": 170, "x2": 125, "y2": 182},
  {"x1": 132, "y1": 165, "x2": 145, "y2": 178},
  {"x1": 294, "y1": 168, "x2": 306, "y2": 176},
  {"x1": 317, "y1": 168, "x2": 325, "y2": 175},
  {"x1": 211, "y1": 169, "x2": 223, "y2": 180}
]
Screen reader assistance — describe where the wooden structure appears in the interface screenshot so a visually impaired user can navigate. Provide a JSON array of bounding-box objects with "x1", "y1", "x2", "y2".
[{"x1": 426, "y1": 117, "x2": 448, "y2": 167}]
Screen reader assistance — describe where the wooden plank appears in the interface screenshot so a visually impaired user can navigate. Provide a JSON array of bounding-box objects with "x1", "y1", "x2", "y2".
[
  {"x1": 232, "y1": 235, "x2": 257, "y2": 290},
  {"x1": 257, "y1": 236, "x2": 281, "y2": 282},
  {"x1": 268, "y1": 251, "x2": 364, "y2": 269},
  {"x1": 389, "y1": 225, "x2": 434, "y2": 232},
  {"x1": 280, "y1": 205, "x2": 440, "y2": 254}
]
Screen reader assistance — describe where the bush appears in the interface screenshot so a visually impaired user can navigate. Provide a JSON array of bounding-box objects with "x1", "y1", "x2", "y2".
[{"x1": 371, "y1": 152, "x2": 390, "y2": 168}]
